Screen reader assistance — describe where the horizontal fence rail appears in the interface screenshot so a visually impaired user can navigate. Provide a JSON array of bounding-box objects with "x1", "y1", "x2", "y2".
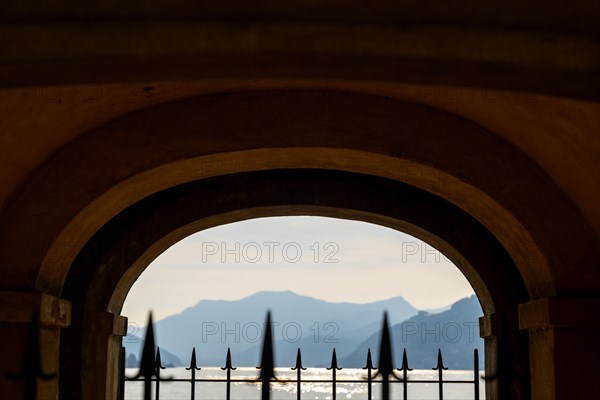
[{"x1": 120, "y1": 312, "x2": 483, "y2": 400}]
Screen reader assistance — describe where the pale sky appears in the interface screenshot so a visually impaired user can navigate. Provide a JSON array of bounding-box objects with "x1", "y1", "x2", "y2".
[{"x1": 122, "y1": 216, "x2": 476, "y2": 325}]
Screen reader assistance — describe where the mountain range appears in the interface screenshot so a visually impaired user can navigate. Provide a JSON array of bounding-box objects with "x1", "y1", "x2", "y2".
[
  {"x1": 123, "y1": 291, "x2": 482, "y2": 369},
  {"x1": 341, "y1": 295, "x2": 483, "y2": 369}
]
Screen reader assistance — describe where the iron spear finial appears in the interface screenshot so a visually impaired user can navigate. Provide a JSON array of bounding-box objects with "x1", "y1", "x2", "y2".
[
  {"x1": 399, "y1": 349, "x2": 413, "y2": 372},
  {"x1": 258, "y1": 311, "x2": 276, "y2": 381},
  {"x1": 433, "y1": 349, "x2": 448, "y2": 371},
  {"x1": 137, "y1": 312, "x2": 157, "y2": 379},
  {"x1": 374, "y1": 311, "x2": 396, "y2": 379},
  {"x1": 363, "y1": 348, "x2": 374, "y2": 370},
  {"x1": 327, "y1": 348, "x2": 342, "y2": 371},
  {"x1": 222, "y1": 348, "x2": 236, "y2": 371},
  {"x1": 292, "y1": 348, "x2": 307, "y2": 371},
  {"x1": 186, "y1": 348, "x2": 201, "y2": 371}
]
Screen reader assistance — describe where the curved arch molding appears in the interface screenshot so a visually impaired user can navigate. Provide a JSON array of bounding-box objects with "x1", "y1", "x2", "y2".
[{"x1": 1, "y1": 91, "x2": 597, "y2": 301}]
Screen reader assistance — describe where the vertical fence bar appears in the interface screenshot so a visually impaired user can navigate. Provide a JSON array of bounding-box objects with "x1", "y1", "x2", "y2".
[
  {"x1": 362, "y1": 349, "x2": 374, "y2": 400},
  {"x1": 433, "y1": 349, "x2": 448, "y2": 400},
  {"x1": 327, "y1": 349, "x2": 341, "y2": 400},
  {"x1": 222, "y1": 348, "x2": 236, "y2": 400},
  {"x1": 118, "y1": 347, "x2": 126, "y2": 400},
  {"x1": 258, "y1": 312, "x2": 275, "y2": 400},
  {"x1": 292, "y1": 349, "x2": 306, "y2": 400},
  {"x1": 398, "y1": 349, "x2": 413, "y2": 400},
  {"x1": 155, "y1": 348, "x2": 166, "y2": 400},
  {"x1": 474, "y1": 349, "x2": 480, "y2": 400},
  {"x1": 137, "y1": 313, "x2": 158, "y2": 400},
  {"x1": 186, "y1": 348, "x2": 201, "y2": 400},
  {"x1": 376, "y1": 313, "x2": 395, "y2": 400}
]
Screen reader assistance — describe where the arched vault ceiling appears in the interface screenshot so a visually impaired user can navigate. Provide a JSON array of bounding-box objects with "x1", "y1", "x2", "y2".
[
  {"x1": 0, "y1": 89, "x2": 598, "y2": 305},
  {"x1": 1, "y1": 81, "x2": 599, "y2": 240}
]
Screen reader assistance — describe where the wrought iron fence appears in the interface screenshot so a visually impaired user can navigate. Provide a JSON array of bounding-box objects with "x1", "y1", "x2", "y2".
[{"x1": 120, "y1": 312, "x2": 483, "y2": 400}]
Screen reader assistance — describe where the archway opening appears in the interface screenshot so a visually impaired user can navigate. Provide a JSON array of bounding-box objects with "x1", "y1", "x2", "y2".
[
  {"x1": 121, "y1": 216, "x2": 485, "y2": 398},
  {"x1": 59, "y1": 169, "x2": 529, "y2": 400}
]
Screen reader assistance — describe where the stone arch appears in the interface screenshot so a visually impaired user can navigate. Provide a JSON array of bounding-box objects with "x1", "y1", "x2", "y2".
[
  {"x1": 0, "y1": 90, "x2": 597, "y2": 399},
  {"x1": 5, "y1": 90, "x2": 594, "y2": 300},
  {"x1": 60, "y1": 169, "x2": 528, "y2": 399}
]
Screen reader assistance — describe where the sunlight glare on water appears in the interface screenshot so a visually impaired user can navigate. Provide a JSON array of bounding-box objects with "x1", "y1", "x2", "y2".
[{"x1": 124, "y1": 367, "x2": 485, "y2": 400}]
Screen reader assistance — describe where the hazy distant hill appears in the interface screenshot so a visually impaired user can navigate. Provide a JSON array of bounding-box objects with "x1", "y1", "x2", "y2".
[
  {"x1": 341, "y1": 296, "x2": 483, "y2": 370},
  {"x1": 122, "y1": 335, "x2": 184, "y2": 368},
  {"x1": 127, "y1": 291, "x2": 419, "y2": 367}
]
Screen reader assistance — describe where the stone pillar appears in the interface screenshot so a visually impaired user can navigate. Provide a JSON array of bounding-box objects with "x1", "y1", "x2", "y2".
[
  {"x1": 480, "y1": 313, "x2": 498, "y2": 400},
  {"x1": 105, "y1": 313, "x2": 128, "y2": 399},
  {"x1": 519, "y1": 297, "x2": 600, "y2": 400},
  {"x1": 77, "y1": 311, "x2": 127, "y2": 400},
  {"x1": 0, "y1": 292, "x2": 70, "y2": 400}
]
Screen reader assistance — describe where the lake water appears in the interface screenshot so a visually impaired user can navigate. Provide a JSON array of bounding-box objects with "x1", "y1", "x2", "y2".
[{"x1": 124, "y1": 367, "x2": 486, "y2": 400}]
